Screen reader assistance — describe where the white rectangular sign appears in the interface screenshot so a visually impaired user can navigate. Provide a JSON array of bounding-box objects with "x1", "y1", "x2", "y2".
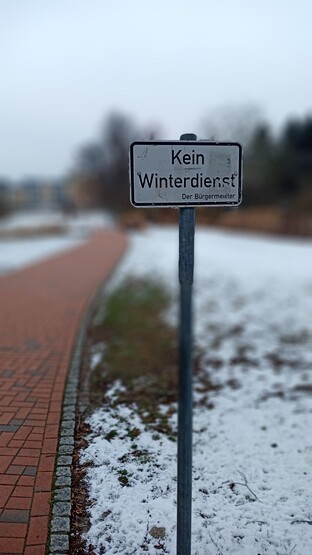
[{"x1": 130, "y1": 141, "x2": 242, "y2": 207}]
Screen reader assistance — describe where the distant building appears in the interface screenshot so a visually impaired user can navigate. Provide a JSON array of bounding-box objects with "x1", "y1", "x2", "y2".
[{"x1": 1, "y1": 179, "x2": 72, "y2": 211}]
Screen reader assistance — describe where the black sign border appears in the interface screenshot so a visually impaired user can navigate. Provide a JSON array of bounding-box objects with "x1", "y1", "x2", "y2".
[{"x1": 129, "y1": 141, "x2": 242, "y2": 208}]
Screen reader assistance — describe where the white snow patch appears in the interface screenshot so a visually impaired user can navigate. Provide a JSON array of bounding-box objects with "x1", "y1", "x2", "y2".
[
  {"x1": 0, "y1": 236, "x2": 84, "y2": 276},
  {"x1": 0, "y1": 209, "x2": 114, "y2": 234},
  {"x1": 0, "y1": 210, "x2": 114, "y2": 275},
  {"x1": 81, "y1": 226, "x2": 312, "y2": 554}
]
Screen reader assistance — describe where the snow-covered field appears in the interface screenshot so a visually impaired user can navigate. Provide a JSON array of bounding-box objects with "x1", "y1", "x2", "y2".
[
  {"x1": 0, "y1": 210, "x2": 113, "y2": 275},
  {"x1": 81, "y1": 227, "x2": 312, "y2": 555}
]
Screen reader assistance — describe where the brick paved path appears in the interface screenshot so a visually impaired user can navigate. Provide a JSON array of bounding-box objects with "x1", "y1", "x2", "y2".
[{"x1": 0, "y1": 230, "x2": 128, "y2": 555}]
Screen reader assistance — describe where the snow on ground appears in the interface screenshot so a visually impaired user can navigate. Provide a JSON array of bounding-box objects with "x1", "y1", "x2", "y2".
[
  {"x1": 0, "y1": 209, "x2": 113, "y2": 233},
  {"x1": 0, "y1": 236, "x2": 85, "y2": 276},
  {"x1": 81, "y1": 226, "x2": 312, "y2": 555},
  {"x1": 0, "y1": 210, "x2": 113, "y2": 275}
]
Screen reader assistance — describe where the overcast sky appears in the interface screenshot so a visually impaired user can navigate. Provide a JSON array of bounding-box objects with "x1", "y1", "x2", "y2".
[{"x1": 1, "y1": 0, "x2": 312, "y2": 180}]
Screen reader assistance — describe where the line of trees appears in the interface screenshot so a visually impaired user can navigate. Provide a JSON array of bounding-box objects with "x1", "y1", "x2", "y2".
[
  {"x1": 1, "y1": 107, "x2": 311, "y2": 217},
  {"x1": 71, "y1": 107, "x2": 312, "y2": 214},
  {"x1": 243, "y1": 115, "x2": 312, "y2": 211},
  {"x1": 200, "y1": 105, "x2": 312, "y2": 212}
]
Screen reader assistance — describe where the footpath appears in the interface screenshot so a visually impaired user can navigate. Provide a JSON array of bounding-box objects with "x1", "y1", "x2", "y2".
[{"x1": 0, "y1": 230, "x2": 128, "y2": 555}]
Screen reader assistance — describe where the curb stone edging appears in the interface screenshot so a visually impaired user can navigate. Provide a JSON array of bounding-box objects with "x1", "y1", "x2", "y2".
[
  {"x1": 47, "y1": 282, "x2": 111, "y2": 555},
  {"x1": 46, "y1": 232, "x2": 128, "y2": 555},
  {"x1": 48, "y1": 311, "x2": 86, "y2": 555}
]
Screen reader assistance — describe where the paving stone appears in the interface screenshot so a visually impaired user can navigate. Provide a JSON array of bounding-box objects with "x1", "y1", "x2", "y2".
[
  {"x1": 61, "y1": 421, "x2": 75, "y2": 434},
  {"x1": 62, "y1": 410, "x2": 75, "y2": 420},
  {"x1": 65, "y1": 387, "x2": 76, "y2": 395},
  {"x1": 58, "y1": 437, "x2": 74, "y2": 446},
  {"x1": 57, "y1": 455, "x2": 72, "y2": 466},
  {"x1": 51, "y1": 516, "x2": 70, "y2": 534},
  {"x1": 52, "y1": 502, "x2": 71, "y2": 517},
  {"x1": 9, "y1": 419, "x2": 24, "y2": 426},
  {"x1": 56, "y1": 467, "x2": 71, "y2": 478},
  {"x1": 50, "y1": 533, "x2": 69, "y2": 552},
  {"x1": 62, "y1": 404, "x2": 75, "y2": 412},
  {"x1": 58, "y1": 445, "x2": 74, "y2": 455},
  {"x1": 55, "y1": 475, "x2": 71, "y2": 488},
  {"x1": 23, "y1": 466, "x2": 37, "y2": 476},
  {"x1": 0, "y1": 509, "x2": 30, "y2": 522},
  {"x1": 0, "y1": 425, "x2": 19, "y2": 432},
  {"x1": 54, "y1": 487, "x2": 71, "y2": 501},
  {"x1": 63, "y1": 395, "x2": 76, "y2": 405}
]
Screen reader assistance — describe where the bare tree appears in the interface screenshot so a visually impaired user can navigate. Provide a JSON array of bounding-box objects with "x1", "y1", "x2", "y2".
[
  {"x1": 201, "y1": 103, "x2": 263, "y2": 147},
  {"x1": 73, "y1": 112, "x2": 156, "y2": 212}
]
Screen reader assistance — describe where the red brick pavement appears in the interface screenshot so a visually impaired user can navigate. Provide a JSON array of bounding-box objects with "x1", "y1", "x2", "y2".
[{"x1": 0, "y1": 230, "x2": 128, "y2": 554}]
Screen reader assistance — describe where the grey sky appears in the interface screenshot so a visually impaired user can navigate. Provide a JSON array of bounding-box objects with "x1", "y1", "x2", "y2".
[{"x1": 1, "y1": 0, "x2": 312, "y2": 180}]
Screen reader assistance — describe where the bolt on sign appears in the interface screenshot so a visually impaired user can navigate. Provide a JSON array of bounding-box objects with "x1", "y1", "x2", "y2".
[{"x1": 130, "y1": 140, "x2": 242, "y2": 207}]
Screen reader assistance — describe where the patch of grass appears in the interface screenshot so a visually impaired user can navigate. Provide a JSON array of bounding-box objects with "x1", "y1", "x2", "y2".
[
  {"x1": 105, "y1": 429, "x2": 118, "y2": 441},
  {"x1": 127, "y1": 427, "x2": 141, "y2": 440},
  {"x1": 118, "y1": 448, "x2": 152, "y2": 465},
  {"x1": 94, "y1": 278, "x2": 174, "y2": 381},
  {"x1": 89, "y1": 277, "x2": 178, "y2": 436},
  {"x1": 117, "y1": 469, "x2": 130, "y2": 487},
  {"x1": 88, "y1": 277, "x2": 217, "y2": 437}
]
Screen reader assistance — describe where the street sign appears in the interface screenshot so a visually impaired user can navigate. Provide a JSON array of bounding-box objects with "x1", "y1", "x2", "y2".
[
  {"x1": 130, "y1": 140, "x2": 242, "y2": 207},
  {"x1": 129, "y1": 133, "x2": 243, "y2": 555}
]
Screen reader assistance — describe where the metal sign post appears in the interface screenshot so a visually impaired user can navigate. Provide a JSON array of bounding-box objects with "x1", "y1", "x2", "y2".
[
  {"x1": 177, "y1": 133, "x2": 196, "y2": 555},
  {"x1": 129, "y1": 134, "x2": 242, "y2": 555}
]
